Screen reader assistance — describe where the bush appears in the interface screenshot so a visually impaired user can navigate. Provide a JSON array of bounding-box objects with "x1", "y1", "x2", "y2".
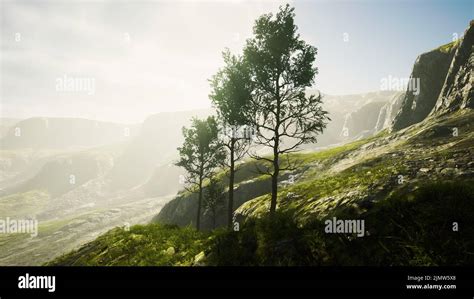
[{"x1": 207, "y1": 180, "x2": 474, "y2": 266}]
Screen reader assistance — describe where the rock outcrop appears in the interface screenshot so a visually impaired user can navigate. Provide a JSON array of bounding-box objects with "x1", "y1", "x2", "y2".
[
  {"x1": 374, "y1": 92, "x2": 405, "y2": 132},
  {"x1": 391, "y1": 44, "x2": 457, "y2": 131},
  {"x1": 433, "y1": 20, "x2": 474, "y2": 113},
  {"x1": 340, "y1": 101, "x2": 387, "y2": 139},
  {"x1": 392, "y1": 20, "x2": 474, "y2": 131}
]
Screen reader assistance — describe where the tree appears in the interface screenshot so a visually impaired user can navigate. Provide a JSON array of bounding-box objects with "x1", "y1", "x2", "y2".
[
  {"x1": 209, "y1": 49, "x2": 253, "y2": 229},
  {"x1": 203, "y1": 178, "x2": 225, "y2": 229},
  {"x1": 176, "y1": 116, "x2": 225, "y2": 230},
  {"x1": 243, "y1": 4, "x2": 329, "y2": 215}
]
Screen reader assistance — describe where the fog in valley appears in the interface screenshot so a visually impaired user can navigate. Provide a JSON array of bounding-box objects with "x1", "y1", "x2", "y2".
[{"x1": 1, "y1": 1, "x2": 471, "y2": 266}]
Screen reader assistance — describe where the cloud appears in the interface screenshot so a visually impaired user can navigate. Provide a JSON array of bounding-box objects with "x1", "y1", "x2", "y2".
[{"x1": 0, "y1": 0, "x2": 287, "y2": 123}]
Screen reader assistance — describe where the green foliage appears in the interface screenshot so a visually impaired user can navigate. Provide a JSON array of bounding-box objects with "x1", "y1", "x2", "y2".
[
  {"x1": 242, "y1": 4, "x2": 329, "y2": 214},
  {"x1": 48, "y1": 224, "x2": 209, "y2": 266},
  {"x1": 238, "y1": 153, "x2": 407, "y2": 221},
  {"x1": 50, "y1": 181, "x2": 474, "y2": 266},
  {"x1": 295, "y1": 130, "x2": 389, "y2": 163},
  {"x1": 203, "y1": 178, "x2": 226, "y2": 229},
  {"x1": 207, "y1": 181, "x2": 474, "y2": 266},
  {"x1": 175, "y1": 116, "x2": 226, "y2": 230},
  {"x1": 438, "y1": 40, "x2": 459, "y2": 53},
  {"x1": 244, "y1": 4, "x2": 317, "y2": 90},
  {"x1": 209, "y1": 47, "x2": 253, "y2": 228},
  {"x1": 209, "y1": 49, "x2": 253, "y2": 128},
  {"x1": 207, "y1": 210, "x2": 331, "y2": 266},
  {"x1": 156, "y1": 129, "x2": 397, "y2": 229},
  {"x1": 176, "y1": 116, "x2": 225, "y2": 183},
  {"x1": 362, "y1": 180, "x2": 474, "y2": 265}
]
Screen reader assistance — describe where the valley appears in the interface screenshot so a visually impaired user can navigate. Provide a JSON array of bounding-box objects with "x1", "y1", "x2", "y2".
[{"x1": 0, "y1": 15, "x2": 472, "y2": 267}]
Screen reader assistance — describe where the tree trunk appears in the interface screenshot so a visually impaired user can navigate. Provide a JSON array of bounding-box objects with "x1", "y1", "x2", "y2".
[
  {"x1": 270, "y1": 144, "x2": 279, "y2": 215},
  {"x1": 197, "y1": 180, "x2": 202, "y2": 231},
  {"x1": 270, "y1": 73, "x2": 281, "y2": 215},
  {"x1": 227, "y1": 139, "x2": 235, "y2": 229}
]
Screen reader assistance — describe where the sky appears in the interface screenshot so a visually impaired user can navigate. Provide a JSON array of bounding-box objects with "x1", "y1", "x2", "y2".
[{"x1": 1, "y1": 0, "x2": 473, "y2": 123}]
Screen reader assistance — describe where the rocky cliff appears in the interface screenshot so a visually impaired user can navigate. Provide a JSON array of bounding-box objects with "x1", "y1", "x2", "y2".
[
  {"x1": 374, "y1": 92, "x2": 405, "y2": 132},
  {"x1": 392, "y1": 21, "x2": 474, "y2": 131},
  {"x1": 433, "y1": 20, "x2": 474, "y2": 113},
  {"x1": 340, "y1": 101, "x2": 387, "y2": 139},
  {"x1": 391, "y1": 44, "x2": 457, "y2": 131}
]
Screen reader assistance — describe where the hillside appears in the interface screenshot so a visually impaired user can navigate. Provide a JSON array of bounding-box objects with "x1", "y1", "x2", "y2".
[
  {"x1": 48, "y1": 21, "x2": 474, "y2": 266},
  {"x1": 0, "y1": 118, "x2": 21, "y2": 138},
  {"x1": 235, "y1": 109, "x2": 473, "y2": 222},
  {"x1": 392, "y1": 21, "x2": 474, "y2": 130},
  {"x1": 154, "y1": 109, "x2": 473, "y2": 229},
  {"x1": 303, "y1": 91, "x2": 399, "y2": 148},
  {"x1": 49, "y1": 107, "x2": 474, "y2": 266},
  {"x1": 47, "y1": 224, "x2": 209, "y2": 266},
  {"x1": 107, "y1": 109, "x2": 214, "y2": 190},
  {"x1": 434, "y1": 21, "x2": 474, "y2": 112},
  {"x1": 0, "y1": 117, "x2": 139, "y2": 150},
  {"x1": 0, "y1": 110, "x2": 214, "y2": 265}
]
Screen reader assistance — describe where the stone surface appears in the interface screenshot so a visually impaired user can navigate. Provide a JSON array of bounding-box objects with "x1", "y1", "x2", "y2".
[
  {"x1": 434, "y1": 21, "x2": 474, "y2": 113},
  {"x1": 392, "y1": 43, "x2": 457, "y2": 131}
]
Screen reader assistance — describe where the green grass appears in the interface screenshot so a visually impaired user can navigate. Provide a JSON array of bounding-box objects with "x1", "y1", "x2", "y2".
[
  {"x1": 222, "y1": 129, "x2": 389, "y2": 185},
  {"x1": 207, "y1": 181, "x2": 474, "y2": 266},
  {"x1": 47, "y1": 224, "x2": 209, "y2": 266},
  {"x1": 160, "y1": 128, "x2": 401, "y2": 229},
  {"x1": 237, "y1": 153, "x2": 407, "y2": 222},
  {"x1": 438, "y1": 40, "x2": 459, "y2": 53},
  {"x1": 292, "y1": 138, "x2": 373, "y2": 164},
  {"x1": 227, "y1": 130, "x2": 389, "y2": 192},
  {"x1": 48, "y1": 108, "x2": 474, "y2": 266},
  {"x1": 0, "y1": 190, "x2": 50, "y2": 218}
]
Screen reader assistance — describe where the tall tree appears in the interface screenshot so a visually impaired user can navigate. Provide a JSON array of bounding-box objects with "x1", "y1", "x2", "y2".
[
  {"x1": 176, "y1": 116, "x2": 225, "y2": 230},
  {"x1": 203, "y1": 178, "x2": 225, "y2": 230},
  {"x1": 209, "y1": 49, "x2": 253, "y2": 229},
  {"x1": 243, "y1": 4, "x2": 329, "y2": 215}
]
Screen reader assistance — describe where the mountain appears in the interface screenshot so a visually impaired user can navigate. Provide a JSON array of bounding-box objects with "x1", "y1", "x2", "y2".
[
  {"x1": 10, "y1": 22, "x2": 474, "y2": 266},
  {"x1": 0, "y1": 140, "x2": 173, "y2": 265},
  {"x1": 0, "y1": 109, "x2": 216, "y2": 265},
  {"x1": 433, "y1": 20, "x2": 474, "y2": 113},
  {"x1": 374, "y1": 92, "x2": 405, "y2": 132},
  {"x1": 1, "y1": 151, "x2": 101, "y2": 197},
  {"x1": 50, "y1": 106, "x2": 474, "y2": 265},
  {"x1": 152, "y1": 22, "x2": 474, "y2": 231},
  {"x1": 306, "y1": 91, "x2": 398, "y2": 147},
  {"x1": 0, "y1": 117, "x2": 139, "y2": 150},
  {"x1": 46, "y1": 22, "x2": 474, "y2": 266},
  {"x1": 107, "y1": 109, "x2": 213, "y2": 190},
  {"x1": 392, "y1": 21, "x2": 474, "y2": 131},
  {"x1": 340, "y1": 101, "x2": 387, "y2": 139},
  {"x1": 390, "y1": 43, "x2": 457, "y2": 130},
  {"x1": 0, "y1": 118, "x2": 21, "y2": 138},
  {"x1": 0, "y1": 110, "x2": 212, "y2": 264}
]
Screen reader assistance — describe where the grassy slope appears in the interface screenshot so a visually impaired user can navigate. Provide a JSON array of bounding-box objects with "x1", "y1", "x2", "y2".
[
  {"x1": 153, "y1": 132, "x2": 389, "y2": 229},
  {"x1": 236, "y1": 110, "x2": 473, "y2": 222},
  {"x1": 48, "y1": 224, "x2": 208, "y2": 266},
  {"x1": 437, "y1": 40, "x2": 459, "y2": 53},
  {"x1": 48, "y1": 110, "x2": 474, "y2": 266}
]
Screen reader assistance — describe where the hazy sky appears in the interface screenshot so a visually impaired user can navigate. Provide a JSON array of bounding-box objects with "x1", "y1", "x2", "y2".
[{"x1": 1, "y1": 0, "x2": 473, "y2": 123}]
